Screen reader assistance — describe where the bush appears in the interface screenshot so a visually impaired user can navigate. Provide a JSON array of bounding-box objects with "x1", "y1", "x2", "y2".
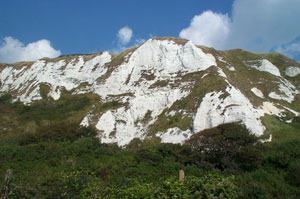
[
  {"x1": 286, "y1": 162, "x2": 300, "y2": 187},
  {"x1": 263, "y1": 140, "x2": 300, "y2": 169},
  {"x1": 183, "y1": 123, "x2": 262, "y2": 171},
  {"x1": 236, "y1": 170, "x2": 300, "y2": 199},
  {"x1": 135, "y1": 148, "x2": 163, "y2": 165},
  {"x1": 59, "y1": 169, "x2": 92, "y2": 199},
  {"x1": 82, "y1": 174, "x2": 239, "y2": 199}
]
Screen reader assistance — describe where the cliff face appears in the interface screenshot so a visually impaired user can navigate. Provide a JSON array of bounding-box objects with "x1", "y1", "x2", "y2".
[{"x1": 1, "y1": 37, "x2": 300, "y2": 146}]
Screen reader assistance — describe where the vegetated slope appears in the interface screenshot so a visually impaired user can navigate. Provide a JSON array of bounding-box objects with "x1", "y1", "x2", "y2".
[{"x1": 1, "y1": 37, "x2": 300, "y2": 146}]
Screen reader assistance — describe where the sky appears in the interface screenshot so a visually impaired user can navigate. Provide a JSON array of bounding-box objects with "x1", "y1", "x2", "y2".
[{"x1": 0, "y1": 0, "x2": 300, "y2": 63}]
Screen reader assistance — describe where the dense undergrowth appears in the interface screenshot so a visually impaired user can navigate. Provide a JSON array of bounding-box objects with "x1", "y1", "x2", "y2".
[{"x1": 0, "y1": 94, "x2": 300, "y2": 198}]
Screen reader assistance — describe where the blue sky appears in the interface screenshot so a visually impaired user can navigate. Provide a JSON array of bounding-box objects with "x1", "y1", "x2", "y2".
[{"x1": 1, "y1": 0, "x2": 300, "y2": 63}]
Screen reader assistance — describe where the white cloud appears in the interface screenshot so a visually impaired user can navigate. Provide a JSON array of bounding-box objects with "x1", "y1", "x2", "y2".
[
  {"x1": 179, "y1": 0, "x2": 300, "y2": 60},
  {"x1": 117, "y1": 26, "x2": 133, "y2": 45},
  {"x1": 0, "y1": 37, "x2": 61, "y2": 63},
  {"x1": 179, "y1": 11, "x2": 231, "y2": 49},
  {"x1": 227, "y1": 0, "x2": 300, "y2": 52},
  {"x1": 111, "y1": 26, "x2": 134, "y2": 53},
  {"x1": 112, "y1": 26, "x2": 145, "y2": 53}
]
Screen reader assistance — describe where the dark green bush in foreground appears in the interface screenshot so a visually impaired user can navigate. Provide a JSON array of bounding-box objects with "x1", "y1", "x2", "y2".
[{"x1": 180, "y1": 123, "x2": 263, "y2": 171}]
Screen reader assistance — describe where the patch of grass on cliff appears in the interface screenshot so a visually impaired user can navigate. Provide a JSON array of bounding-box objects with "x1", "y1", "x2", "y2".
[
  {"x1": 16, "y1": 94, "x2": 93, "y2": 123},
  {"x1": 261, "y1": 115, "x2": 300, "y2": 143},
  {"x1": 0, "y1": 90, "x2": 101, "y2": 145}
]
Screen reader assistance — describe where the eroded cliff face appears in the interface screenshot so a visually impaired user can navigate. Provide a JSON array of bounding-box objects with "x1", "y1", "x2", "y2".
[{"x1": 1, "y1": 37, "x2": 300, "y2": 146}]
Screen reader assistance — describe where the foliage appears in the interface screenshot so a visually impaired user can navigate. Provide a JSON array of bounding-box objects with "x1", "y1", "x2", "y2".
[
  {"x1": 286, "y1": 162, "x2": 300, "y2": 187},
  {"x1": 183, "y1": 123, "x2": 262, "y2": 171},
  {"x1": 81, "y1": 174, "x2": 239, "y2": 199},
  {"x1": 0, "y1": 121, "x2": 300, "y2": 198},
  {"x1": 236, "y1": 170, "x2": 300, "y2": 199}
]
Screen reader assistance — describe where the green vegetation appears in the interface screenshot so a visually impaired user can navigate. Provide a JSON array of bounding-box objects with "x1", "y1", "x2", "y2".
[
  {"x1": 78, "y1": 174, "x2": 238, "y2": 199},
  {"x1": 1, "y1": 91, "x2": 300, "y2": 198},
  {"x1": 0, "y1": 123, "x2": 240, "y2": 199},
  {"x1": 0, "y1": 116, "x2": 299, "y2": 198},
  {"x1": 183, "y1": 123, "x2": 263, "y2": 171}
]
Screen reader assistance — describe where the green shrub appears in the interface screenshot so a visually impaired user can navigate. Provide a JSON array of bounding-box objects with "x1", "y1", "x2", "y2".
[
  {"x1": 236, "y1": 170, "x2": 300, "y2": 199},
  {"x1": 59, "y1": 169, "x2": 92, "y2": 199},
  {"x1": 81, "y1": 174, "x2": 239, "y2": 199},
  {"x1": 263, "y1": 140, "x2": 300, "y2": 169},
  {"x1": 286, "y1": 162, "x2": 300, "y2": 187},
  {"x1": 135, "y1": 148, "x2": 163, "y2": 165},
  {"x1": 183, "y1": 123, "x2": 262, "y2": 171}
]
